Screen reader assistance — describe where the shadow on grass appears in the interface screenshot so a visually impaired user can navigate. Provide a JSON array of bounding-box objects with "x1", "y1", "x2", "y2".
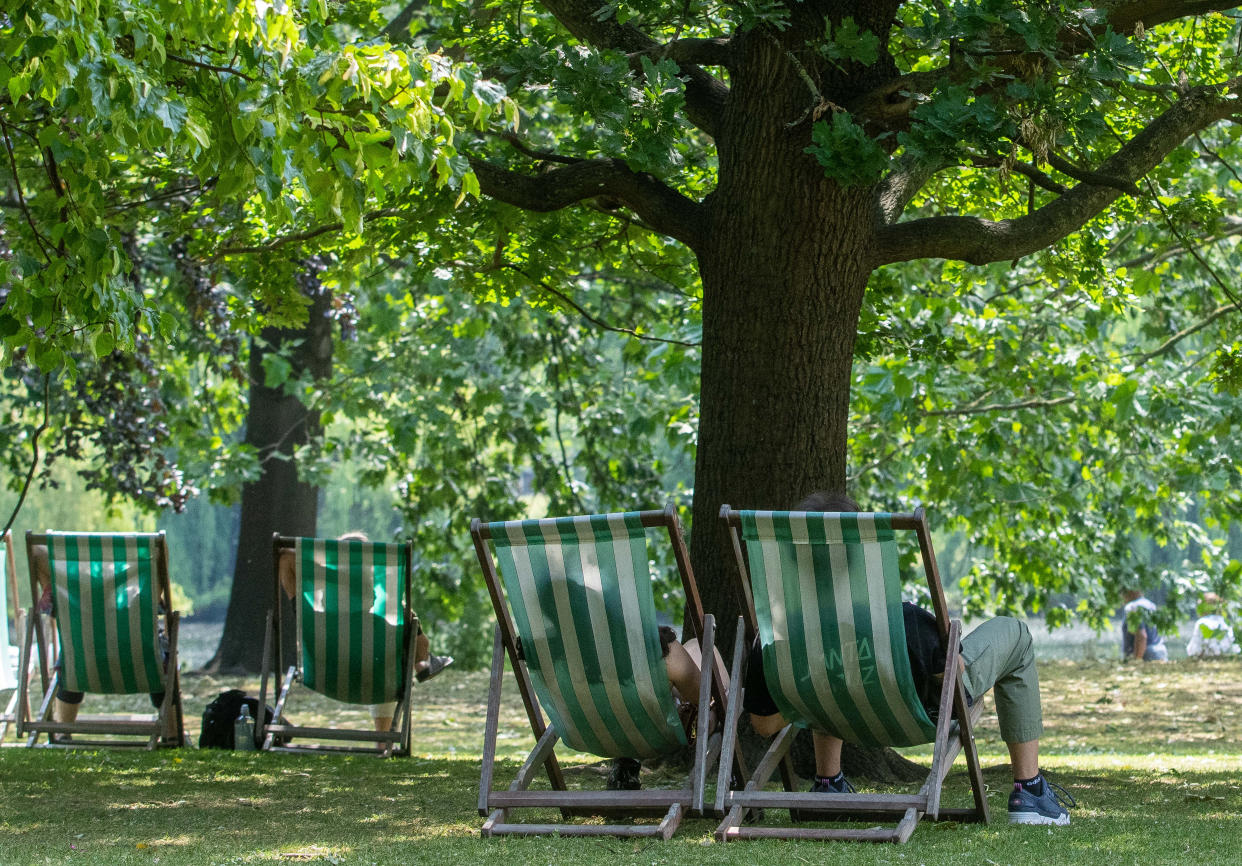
[{"x1": 3, "y1": 658, "x2": 1240, "y2": 864}]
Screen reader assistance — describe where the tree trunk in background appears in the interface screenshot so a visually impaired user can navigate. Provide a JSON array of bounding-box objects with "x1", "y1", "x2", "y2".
[{"x1": 207, "y1": 268, "x2": 334, "y2": 673}]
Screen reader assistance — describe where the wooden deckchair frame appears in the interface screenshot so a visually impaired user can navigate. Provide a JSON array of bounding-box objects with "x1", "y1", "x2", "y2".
[
  {"x1": 17, "y1": 531, "x2": 184, "y2": 750},
  {"x1": 2, "y1": 529, "x2": 32, "y2": 743},
  {"x1": 258, "y1": 534, "x2": 418, "y2": 757},
  {"x1": 714, "y1": 505, "x2": 990, "y2": 843},
  {"x1": 470, "y1": 504, "x2": 743, "y2": 839}
]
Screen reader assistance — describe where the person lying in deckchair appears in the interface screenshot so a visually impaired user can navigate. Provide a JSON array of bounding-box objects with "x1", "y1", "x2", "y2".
[
  {"x1": 743, "y1": 492, "x2": 1075, "y2": 827},
  {"x1": 277, "y1": 531, "x2": 452, "y2": 737},
  {"x1": 605, "y1": 624, "x2": 718, "y2": 790},
  {"x1": 30, "y1": 540, "x2": 180, "y2": 743}
]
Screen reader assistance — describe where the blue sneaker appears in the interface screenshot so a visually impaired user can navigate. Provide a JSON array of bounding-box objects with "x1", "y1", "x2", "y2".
[
  {"x1": 1008, "y1": 775, "x2": 1075, "y2": 826},
  {"x1": 809, "y1": 774, "x2": 855, "y2": 794}
]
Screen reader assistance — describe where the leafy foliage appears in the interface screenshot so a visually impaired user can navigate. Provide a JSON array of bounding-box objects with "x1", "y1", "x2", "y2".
[
  {"x1": 4, "y1": 1, "x2": 1241, "y2": 666},
  {"x1": 806, "y1": 112, "x2": 890, "y2": 186}
]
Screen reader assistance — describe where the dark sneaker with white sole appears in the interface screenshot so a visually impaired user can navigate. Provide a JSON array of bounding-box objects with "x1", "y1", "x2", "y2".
[
  {"x1": 416, "y1": 654, "x2": 454, "y2": 683},
  {"x1": 809, "y1": 774, "x2": 856, "y2": 794},
  {"x1": 606, "y1": 757, "x2": 642, "y2": 790},
  {"x1": 791, "y1": 773, "x2": 855, "y2": 821},
  {"x1": 1008, "y1": 775, "x2": 1075, "y2": 826}
]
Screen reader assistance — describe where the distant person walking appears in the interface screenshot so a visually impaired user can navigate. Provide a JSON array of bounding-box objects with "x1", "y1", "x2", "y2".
[{"x1": 1121, "y1": 589, "x2": 1168, "y2": 661}]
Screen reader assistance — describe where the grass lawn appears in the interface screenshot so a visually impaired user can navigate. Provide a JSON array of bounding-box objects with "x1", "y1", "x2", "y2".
[{"x1": 1, "y1": 656, "x2": 1239, "y2": 865}]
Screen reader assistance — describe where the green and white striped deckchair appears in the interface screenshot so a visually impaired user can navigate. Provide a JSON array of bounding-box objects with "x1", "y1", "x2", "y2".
[
  {"x1": 18, "y1": 531, "x2": 184, "y2": 749},
  {"x1": 470, "y1": 505, "x2": 729, "y2": 840},
  {"x1": 714, "y1": 506, "x2": 989, "y2": 844},
  {"x1": 258, "y1": 535, "x2": 417, "y2": 756}
]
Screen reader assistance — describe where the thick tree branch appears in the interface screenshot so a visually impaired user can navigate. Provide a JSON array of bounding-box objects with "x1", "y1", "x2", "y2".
[
  {"x1": 872, "y1": 86, "x2": 1238, "y2": 266},
  {"x1": 539, "y1": 0, "x2": 728, "y2": 138},
  {"x1": 628, "y1": 37, "x2": 734, "y2": 68},
  {"x1": 470, "y1": 156, "x2": 706, "y2": 250},
  {"x1": 1005, "y1": 160, "x2": 1070, "y2": 195},
  {"x1": 1046, "y1": 152, "x2": 1142, "y2": 196},
  {"x1": 1067, "y1": 2, "x2": 1242, "y2": 48},
  {"x1": 873, "y1": 152, "x2": 953, "y2": 224}
]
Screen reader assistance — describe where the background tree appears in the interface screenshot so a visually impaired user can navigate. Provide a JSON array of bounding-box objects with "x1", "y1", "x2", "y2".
[
  {"x1": 3, "y1": 1, "x2": 1240, "y2": 682},
  {"x1": 208, "y1": 259, "x2": 336, "y2": 672}
]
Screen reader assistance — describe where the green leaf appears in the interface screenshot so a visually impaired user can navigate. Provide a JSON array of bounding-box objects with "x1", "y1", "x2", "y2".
[
  {"x1": 805, "y1": 112, "x2": 888, "y2": 186},
  {"x1": 92, "y1": 330, "x2": 115, "y2": 357},
  {"x1": 262, "y1": 354, "x2": 294, "y2": 388}
]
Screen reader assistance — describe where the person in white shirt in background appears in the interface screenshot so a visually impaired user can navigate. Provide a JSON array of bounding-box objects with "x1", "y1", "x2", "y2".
[{"x1": 1187, "y1": 592, "x2": 1240, "y2": 657}]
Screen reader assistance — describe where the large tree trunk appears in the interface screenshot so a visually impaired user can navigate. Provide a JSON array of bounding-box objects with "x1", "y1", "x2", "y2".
[
  {"x1": 690, "y1": 26, "x2": 875, "y2": 639},
  {"x1": 685, "y1": 23, "x2": 906, "y2": 775},
  {"x1": 207, "y1": 272, "x2": 334, "y2": 673}
]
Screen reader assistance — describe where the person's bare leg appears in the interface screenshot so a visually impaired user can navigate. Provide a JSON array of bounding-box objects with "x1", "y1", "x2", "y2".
[
  {"x1": 414, "y1": 631, "x2": 430, "y2": 672},
  {"x1": 370, "y1": 705, "x2": 396, "y2": 752},
  {"x1": 1008, "y1": 738, "x2": 1039, "y2": 780},
  {"x1": 53, "y1": 698, "x2": 80, "y2": 724},
  {"x1": 664, "y1": 640, "x2": 701, "y2": 703},
  {"x1": 813, "y1": 732, "x2": 843, "y2": 778},
  {"x1": 749, "y1": 711, "x2": 787, "y2": 737},
  {"x1": 680, "y1": 638, "x2": 728, "y2": 700}
]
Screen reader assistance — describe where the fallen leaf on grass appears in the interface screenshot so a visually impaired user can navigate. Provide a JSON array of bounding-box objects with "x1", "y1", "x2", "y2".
[
  {"x1": 1184, "y1": 794, "x2": 1226, "y2": 801},
  {"x1": 280, "y1": 847, "x2": 338, "y2": 861}
]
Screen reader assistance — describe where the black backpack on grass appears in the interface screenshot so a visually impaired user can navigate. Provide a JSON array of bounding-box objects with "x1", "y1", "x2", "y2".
[{"x1": 199, "y1": 689, "x2": 284, "y2": 749}]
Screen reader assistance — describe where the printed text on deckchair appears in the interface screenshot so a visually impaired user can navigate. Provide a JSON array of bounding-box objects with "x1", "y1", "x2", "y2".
[{"x1": 740, "y1": 510, "x2": 936, "y2": 748}]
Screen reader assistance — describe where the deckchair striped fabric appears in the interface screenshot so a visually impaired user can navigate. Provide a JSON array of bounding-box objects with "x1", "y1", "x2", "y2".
[
  {"x1": 294, "y1": 537, "x2": 407, "y2": 705},
  {"x1": 487, "y1": 512, "x2": 685, "y2": 759},
  {"x1": 740, "y1": 510, "x2": 936, "y2": 748},
  {"x1": 46, "y1": 533, "x2": 165, "y2": 695}
]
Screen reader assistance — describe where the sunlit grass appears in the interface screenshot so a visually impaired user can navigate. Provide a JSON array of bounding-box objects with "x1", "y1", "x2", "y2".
[{"x1": 2, "y1": 655, "x2": 1239, "y2": 864}]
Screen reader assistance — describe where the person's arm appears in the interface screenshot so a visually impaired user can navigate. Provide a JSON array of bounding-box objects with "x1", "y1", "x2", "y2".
[
  {"x1": 277, "y1": 550, "x2": 296, "y2": 600},
  {"x1": 32, "y1": 544, "x2": 53, "y2": 613},
  {"x1": 1132, "y1": 626, "x2": 1148, "y2": 661}
]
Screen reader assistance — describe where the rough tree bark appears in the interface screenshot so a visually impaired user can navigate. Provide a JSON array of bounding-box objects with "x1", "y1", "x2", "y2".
[{"x1": 207, "y1": 266, "x2": 335, "y2": 673}]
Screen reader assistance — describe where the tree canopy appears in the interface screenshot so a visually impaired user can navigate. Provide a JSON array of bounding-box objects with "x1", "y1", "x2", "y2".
[{"x1": 3, "y1": 1, "x2": 1240, "y2": 660}]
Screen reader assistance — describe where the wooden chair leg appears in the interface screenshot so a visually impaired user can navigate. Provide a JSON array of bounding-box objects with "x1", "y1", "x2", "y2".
[
  {"x1": 690, "y1": 613, "x2": 715, "y2": 815},
  {"x1": 478, "y1": 626, "x2": 506, "y2": 817},
  {"x1": 714, "y1": 618, "x2": 748, "y2": 815},
  {"x1": 258, "y1": 612, "x2": 276, "y2": 750}
]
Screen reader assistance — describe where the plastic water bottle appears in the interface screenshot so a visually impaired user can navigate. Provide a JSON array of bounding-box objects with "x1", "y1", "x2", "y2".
[{"x1": 234, "y1": 703, "x2": 256, "y2": 751}]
